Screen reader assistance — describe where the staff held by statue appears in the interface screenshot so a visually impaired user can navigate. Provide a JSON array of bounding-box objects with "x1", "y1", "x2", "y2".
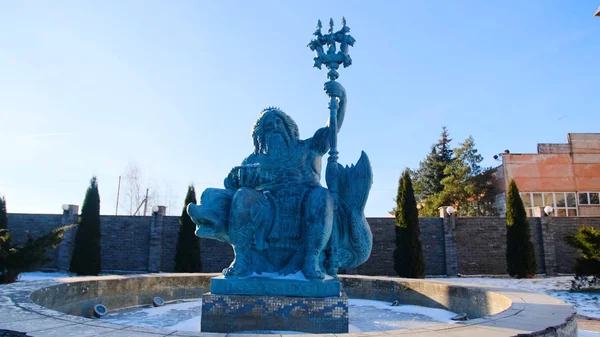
[{"x1": 308, "y1": 17, "x2": 355, "y2": 273}]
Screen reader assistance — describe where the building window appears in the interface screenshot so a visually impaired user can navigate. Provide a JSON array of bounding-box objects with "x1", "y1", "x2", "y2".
[
  {"x1": 579, "y1": 193, "x2": 589, "y2": 205},
  {"x1": 578, "y1": 192, "x2": 600, "y2": 205},
  {"x1": 519, "y1": 192, "x2": 578, "y2": 217}
]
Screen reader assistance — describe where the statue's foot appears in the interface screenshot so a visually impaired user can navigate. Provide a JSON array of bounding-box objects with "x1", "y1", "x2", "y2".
[
  {"x1": 280, "y1": 265, "x2": 297, "y2": 275},
  {"x1": 326, "y1": 267, "x2": 338, "y2": 277},
  {"x1": 223, "y1": 260, "x2": 251, "y2": 277},
  {"x1": 302, "y1": 257, "x2": 325, "y2": 280}
]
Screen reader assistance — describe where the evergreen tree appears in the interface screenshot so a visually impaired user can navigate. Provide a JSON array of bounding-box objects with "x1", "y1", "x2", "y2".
[
  {"x1": 506, "y1": 179, "x2": 537, "y2": 278},
  {"x1": 413, "y1": 127, "x2": 454, "y2": 216},
  {"x1": 174, "y1": 185, "x2": 202, "y2": 272},
  {"x1": 393, "y1": 169, "x2": 425, "y2": 278},
  {"x1": 414, "y1": 147, "x2": 440, "y2": 201},
  {"x1": 435, "y1": 126, "x2": 454, "y2": 170},
  {"x1": 70, "y1": 176, "x2": 102, "y2": 275},
  {"x1": 435, "y1": 136, "x2": 498, "y2": 216},
  {"x1": 1, "y1": 225, "x2": 72, "y2": 284},
  {"x1": 565, "y1": 226, "x2": 600, "y2": 277},
  {"x1": 0, "y1": 195, "x2": 7, "y2": 230}
]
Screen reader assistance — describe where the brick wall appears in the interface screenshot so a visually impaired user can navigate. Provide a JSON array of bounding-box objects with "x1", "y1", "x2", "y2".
[
  {"x1": 419, "y1": 218, "x2": 445, "y2": 275},
  {"x1": 353, "y1": 218, "x2": 445, "y2": 276},
  {"x1": 453, "y1": 217, "x2": 545, "y2": 275},
  {"x1": 7, "y1": 214, "x2": 62, "y2": 269},
  {"x1": 7, "y1": 213, "x2": 599, "y2": 277},
  {"x1": 100, "y1": 215, "x2": 152, "y2": 272},
  {"x1": 161, "y1": 216, "x2": 179, "y2": 272},
  {"x1": 455, "y1": 217, "x2": 507, "y2": 275},
  {"x1": 160, "y1": 216, "x2": 233, "y2": 273},
  {"x1": 550, "y1": 217, "x2": 600, "y2": 274},
  {"x1": 354, "y1": 218, "x2": 395, "y2": 276}
]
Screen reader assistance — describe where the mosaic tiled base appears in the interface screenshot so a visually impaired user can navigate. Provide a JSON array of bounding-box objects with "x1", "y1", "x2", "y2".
[
  {"x1": 201, "y1": 292, "x2": 349, "y2": 333},
  {"x1": 210, "y1": 275, "x2": 341, "y2": 297}
]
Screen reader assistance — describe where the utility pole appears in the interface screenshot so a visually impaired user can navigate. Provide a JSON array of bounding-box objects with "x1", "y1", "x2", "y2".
[
  {"x1": 115, "y1": 176, "x2": 121, "y2": 215},
  {"x1": 143, "y1": 188, "x2": 149, "y2": 216}
]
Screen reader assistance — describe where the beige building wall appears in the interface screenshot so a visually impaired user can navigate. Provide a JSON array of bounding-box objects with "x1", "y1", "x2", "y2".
[{"x1": 498, "y1": 133, "x2": 600, "y2": 217}]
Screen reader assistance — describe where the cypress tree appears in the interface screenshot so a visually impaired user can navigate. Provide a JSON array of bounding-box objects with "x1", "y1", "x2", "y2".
[
  {"x1": 174, "y1": 185, "x2": 202, "y2": 272},
  {"x1": 70, "y1": 176, "x2": 102, "y2": 275},
  {"x1": 393, "y1": 169, "x2": 425, "y2": 278},
  {"x1": 506, "y1": 179, "x2": 537, "y2": 278},
  {"x1": 0, "y1": 195, "x2": 7, "y2": 230}
]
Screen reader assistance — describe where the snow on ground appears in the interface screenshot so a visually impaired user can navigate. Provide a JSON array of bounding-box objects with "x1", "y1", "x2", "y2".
[
  {"x1": 17, "y1": 271, "x2": 73, "y2": 281},
  {"x1": 581, "y1": 331, "x2": 600, "y2": 337},
  {"x1": 243, "y1": 271, "x2": 334, "y2": 281},
  {"x1": 104, "y1": 299, "x2": 204, "y2": 330},
  {"x1": 443, "y1": 276, "x2": 599, "y2": 319}
]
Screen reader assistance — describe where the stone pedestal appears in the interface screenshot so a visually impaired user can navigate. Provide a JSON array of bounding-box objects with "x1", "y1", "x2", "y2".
[
  {"x1": 201, "y1": 292, "x2": 349, "y2": 333},
  {"x1": 210, "y1": 275, "x2": 341, "y2": 297}
]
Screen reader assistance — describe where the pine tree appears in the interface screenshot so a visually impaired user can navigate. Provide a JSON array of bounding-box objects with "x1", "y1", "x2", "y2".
[
  {"x1": 565, "y1": 226, "x2": 600, "y2": 277},
  {"x1": 435, "y1": 126, "x2": 454, "y2": 171},
  {"x1": 393, "y1": 169, "x2": 425, "y2": 278},
  {"x1": 506, "y1": 179, "x2": 537, "y2": 278},
  {"x1": 413, "y1": 127, "x2": 454, "y2": 216},
  {"x1": 174, "y1": 185, "x2": 202, "y2": 272},
  {"x1": 1, "y1": 225, "x2": 72, "y2": 284},
  {"x1": 414, "y1": 147, "x2": 440, "y2": 200},
  {"x1": 0, "y1": 195, "x2": 7, "y2": 230},
  {"x1": 70, "y1": 176, "x2": 102, "y2": 275},
  {"x1": 436, "y1": 136, "x2": 498, "y2": 216}
]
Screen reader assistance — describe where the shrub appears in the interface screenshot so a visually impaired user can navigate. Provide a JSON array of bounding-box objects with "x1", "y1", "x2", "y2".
[
  {"x1": 565, "y1": 225, "x2": 600, "y2": 291},
  {"x1": 0, "y1": 225, "x2": 72, "y2": 284}
]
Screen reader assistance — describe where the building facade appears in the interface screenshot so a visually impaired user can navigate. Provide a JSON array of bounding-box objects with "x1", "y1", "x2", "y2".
[{"x1": 495, "y1": 133, "x2": 600, "y2": 217}]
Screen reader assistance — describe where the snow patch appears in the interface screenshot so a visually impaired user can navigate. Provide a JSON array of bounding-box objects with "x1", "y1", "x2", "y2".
[
  {"x1": 580, "y1": 331, "x2": 600, "y2": 337},
  {"x1": 245, "y1": 271, "x2": 334, "y2": 281},
  {"x1": 17, "y1": 272, "x2": 72, "y2": 281}
]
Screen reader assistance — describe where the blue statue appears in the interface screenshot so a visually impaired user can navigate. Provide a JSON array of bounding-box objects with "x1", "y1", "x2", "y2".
[{"x1": 187, "y1": 18, "x2": 372, "y2": 281}]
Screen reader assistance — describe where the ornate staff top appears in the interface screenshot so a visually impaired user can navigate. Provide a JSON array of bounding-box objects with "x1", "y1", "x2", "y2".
[{"x1": 307, "y1": 17, "x2": 355, "y2": 81}]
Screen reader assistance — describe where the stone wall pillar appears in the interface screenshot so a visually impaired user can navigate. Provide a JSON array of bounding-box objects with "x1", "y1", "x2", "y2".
[
  {"x1": 538, "y1": 207, "x2": 557, "y2": 276},
  {"x1": 440, "y1": 207, "x2": 458, "y2": 277},
  {"x1": 57, "y1": 204, "x2": 79, "y2": 271},
  {"x1": 148, "y1": 206, "x2": 166, "y2": 272}
]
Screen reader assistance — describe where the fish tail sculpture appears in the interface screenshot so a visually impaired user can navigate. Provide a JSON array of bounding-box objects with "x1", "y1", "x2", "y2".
[{"x1": 333, "y1": 151, "x2": 373, "y2": 268}]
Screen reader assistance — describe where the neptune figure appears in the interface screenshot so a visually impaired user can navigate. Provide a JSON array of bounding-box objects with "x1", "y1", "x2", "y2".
[{"x1": 187, "y1": 18, "x2": 372, "y2": 280}]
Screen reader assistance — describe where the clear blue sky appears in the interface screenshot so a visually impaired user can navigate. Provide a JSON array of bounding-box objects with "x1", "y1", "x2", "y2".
[{"x1": 1, "y1": 1, "x2": 599, "y2": 217}]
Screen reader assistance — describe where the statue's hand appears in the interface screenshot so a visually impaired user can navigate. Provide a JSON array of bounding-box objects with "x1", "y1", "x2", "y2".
[
  {"x1": 224, "y1": 167, "x2": 240, "y2": 190},
  {"x1": 239, "y1": 165, "x2": 262, "y2": 188},
  {"x1": 324, "y1": 81, "x2": 346, "y2": 99}
]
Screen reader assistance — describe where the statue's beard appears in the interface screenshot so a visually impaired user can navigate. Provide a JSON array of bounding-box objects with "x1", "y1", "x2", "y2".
[{"x1": 260, "y1": 132, "x2": 290, "y2": 157}]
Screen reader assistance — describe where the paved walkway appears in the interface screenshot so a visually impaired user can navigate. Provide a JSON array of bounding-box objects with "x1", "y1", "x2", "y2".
[{"x1": 579, "y1": 315, "x2": 600, "y2": 332}]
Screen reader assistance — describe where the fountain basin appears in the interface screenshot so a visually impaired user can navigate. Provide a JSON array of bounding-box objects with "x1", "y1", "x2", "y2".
[{"x1": 0, "y1": 273, "x2": 578, "y2": 336}]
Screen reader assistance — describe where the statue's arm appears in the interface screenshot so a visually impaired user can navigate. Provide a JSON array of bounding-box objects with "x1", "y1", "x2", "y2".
[
  {"x1": 323, "y1": 81, "x2": 347, "y2": 132},
  {"x1": 310, "y1": 82, "x2": 347, "y2": 155},
  {"x1": 309, "y1": 127, "x2": 331, "y2": 155}
]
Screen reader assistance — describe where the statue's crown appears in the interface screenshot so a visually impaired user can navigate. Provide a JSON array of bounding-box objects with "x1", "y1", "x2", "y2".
[{"x1": 260, "y1": 106, "x2": 284, "y2": 114}]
